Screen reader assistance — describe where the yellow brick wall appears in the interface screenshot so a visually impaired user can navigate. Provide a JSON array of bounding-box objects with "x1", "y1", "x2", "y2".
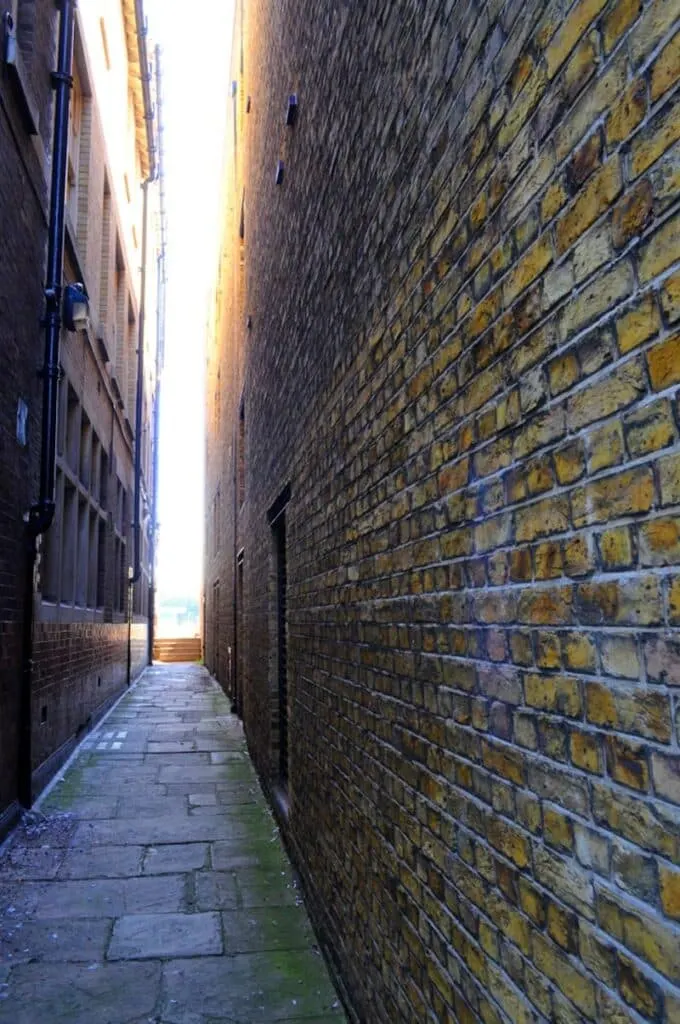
[{"x1": 207, "y1": 0, "x2": 680, "y2": 1019}]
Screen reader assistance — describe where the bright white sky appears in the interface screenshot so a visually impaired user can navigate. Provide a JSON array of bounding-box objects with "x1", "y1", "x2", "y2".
[{"x1": 145, "y1": 0, "x2": 234, "y2": 603}]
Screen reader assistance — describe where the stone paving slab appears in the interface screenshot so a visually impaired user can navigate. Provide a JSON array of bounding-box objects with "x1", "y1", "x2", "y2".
[
  {"x1": 161, "y1": 951, "x2": 344, "y2": 1022},
  {"x1": 0, "y1": 917, "x2": 111, "y2": 963},
  {"x1": 0, "y1": 664, "x2": 347, "y2": 1023},
  {"x1": 143, "y1": 842, "x2": 209, "y2": 874},
  {"x1": 58, "y1": 844, "x2": 145, "y2": 878},
  {"x1": 109, "y1": 912, "x2": 222, "y2": 960},
  {"x1": 0, "y1": 961, "x2": 161, "y2": 1024}
]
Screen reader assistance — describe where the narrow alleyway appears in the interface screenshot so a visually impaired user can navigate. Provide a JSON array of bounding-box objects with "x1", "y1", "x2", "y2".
[{"x1": 0, "y1": 665, "x2": 346, "y2": 1024}]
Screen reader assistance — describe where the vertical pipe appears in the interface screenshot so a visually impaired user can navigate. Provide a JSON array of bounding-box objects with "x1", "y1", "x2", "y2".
[
  {"x1": 19, "y1": 0, "x2": 75, "y2": 808},
  {"x1": 148, "y1": 43, "x2": 166, "y2": 666},
  {"x1": 126, "y1": 1, "x2": 155, "y2": 683},
  {"x1": 126, "y1": 177, "x2": 148, "y2": 686}
]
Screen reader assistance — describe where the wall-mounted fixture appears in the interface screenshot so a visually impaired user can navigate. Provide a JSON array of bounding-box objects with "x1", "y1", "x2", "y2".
[
  {"x1": 246, "y1": 95, "x2": 251, "y2": 113},
  {"x1": 246, "y1": 315, "x2": 252, "y2": 330},
  {"x1": 286, "y1": 93, "x2": 298, "y2": 126},
  {"x1": 275, "y1": 160, "x2": 284, "y2": 185},
  {"x1": 2, "y1": 10, "x2": 17, "y2": 64},
  {"x1": 63, "y1": 282, "x2": 90, "y2": 332},
  {"x1": 16, "y1": 399, "x2": 28, "y2": 446}
]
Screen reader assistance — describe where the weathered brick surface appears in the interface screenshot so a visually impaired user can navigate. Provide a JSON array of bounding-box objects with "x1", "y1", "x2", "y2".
[
  {"x1": 0, "y1": 0, "x2": 57, "y2": 822},
  {"x1": 206, "y1": 0, "x2": 680, "y2": 1020}
]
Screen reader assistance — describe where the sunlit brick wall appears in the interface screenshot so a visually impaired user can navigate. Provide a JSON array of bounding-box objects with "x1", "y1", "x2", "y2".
[{"x1": 208, "y1": 0, "x2": 680, "y2": 1019}]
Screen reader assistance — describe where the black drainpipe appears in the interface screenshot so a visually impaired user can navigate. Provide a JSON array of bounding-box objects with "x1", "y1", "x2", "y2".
[
  {"x1": 126, "y1": 3, "x2": 156, "y2": 686},
  {"x1": 18, "y1": 0, "x2": 75, "y2": 808}
]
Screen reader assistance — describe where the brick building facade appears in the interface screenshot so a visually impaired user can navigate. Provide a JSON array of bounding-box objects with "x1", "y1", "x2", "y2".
[
  {"x1": 205, "y1": 0, "x2": 680, "y2": 1020},
  {"x1": 0, "y1": 0, "x2": 157, "y2": 832}
]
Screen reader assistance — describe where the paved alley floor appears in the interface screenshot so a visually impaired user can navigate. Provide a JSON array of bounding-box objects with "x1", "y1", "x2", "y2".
[{"x1": 0, "y1": 664, "x2": 347, "y2": 1024}]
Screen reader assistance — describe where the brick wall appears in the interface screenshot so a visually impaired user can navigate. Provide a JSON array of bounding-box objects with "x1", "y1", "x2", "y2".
[
  {"x1": 32, "y1": 621, "x2": 147, "y2": 780},
  {"x1": 207, "y1": 0, "x2": 680, "y2": 1020},
  {"x1": 0, "y1": 0, "x2": 56, "y2": 824},
  {"x1": 0, "y1": 1, "x2": 154, "y2": 826}
]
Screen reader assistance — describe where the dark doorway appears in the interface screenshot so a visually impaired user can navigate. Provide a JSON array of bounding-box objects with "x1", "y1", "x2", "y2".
[
  {"x1": 268, "y1": 485, "x2": 290, "y2": 790},
  {"x1": 234, "y1": 549, "x2": 244, "y2": 717}
]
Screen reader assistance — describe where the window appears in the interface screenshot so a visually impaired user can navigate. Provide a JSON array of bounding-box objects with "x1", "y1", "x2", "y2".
[
  {"x1": 66, "y1": 63, "x2": 83, "y2": 229},
  {"x1": 40, "y1": 377, "x2": 122, "y2": 616},
  {"x1": 3, "y1": 1, "x2": 40, "y2": 135},
  {"x1": 7, "y1": 0, "x2": 35, "y2": 63},
  {"x1": 212, "y1": 488, "x2": 221, "y2": 555},
  {"x1": 238, "y1": 399, "x2": 245, "y2": 509},
  {"x1": 99, "y1": 179, "x2": 112, "y2": 342},
  {"x1": 99, "y1": 17, "x2": 110, "y2": 70},
  {"x1": 268, "y1": 485, "x2": 291, "y2": 789},
  {"x1": 113, "y1": 247, "x2": 127, "y2": 396}
]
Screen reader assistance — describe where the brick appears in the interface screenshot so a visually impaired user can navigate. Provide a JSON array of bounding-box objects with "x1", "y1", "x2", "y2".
[
  {"x1": 615, "y1": 293, "x2": 662, "y2": 353},
  {"x1": 592, "y1": 782, "x2": 678, "y2": 858},
  {"x1": 651, "y1": 29, "x2": 680, "y2": 101},
  {"x1": 587, "y1": 680, "x2": 672, "y2": 741},
  {"x1": 568, "y1": 357, "x2": 646, "y2": 429},
  {"x1": 647, "y1": 331, "x2": 680, "y2": 389},
  {"x1": 513, "y1": 407, "x2": 566, "y2": 459},
  {"x1": 515, "y1": 496, "x2": 570, "y2": 542},
  {"x1": 602, "y1": 0, "x2": 641, "y2": 52},
  {"x1": 597, "y1": 885, "x2": 680, "y2": 982},
  {"x1": 639, "y1": 515, "x2": 680, "y2": 566},
  {"x1": 570, "y1": 729, "x2": 603, "y2": 772},
  {"x1": 629, "y1": 0, "x2": 680, "y2": 67},
  {"x1": 503, "y1": 235, "x2": 553, "y2": 306},
  {"x1": 574, "y1": 576, "x2": 662, "y2": 625},
  {"x1": 555, "y1": 159, "x2": 622, "y2": 255},
  {"x1": 606, "y1": 78, "x2": 647, "y2": 146},
  {"x1": 532, "y1": 932, "x2": 597, "y2": 1016},
  {"x1": 611, "y1": 178, "x2": 653, "y2": 249},
  {"x1": 600, "y1": 635, "x2": 641, "y2": 679},
  {"x1": 660, "y1": 864, "x2": 680, "y2": 919},
  {"x1": 606, "y1": 735, "x2": 650, "y2": 790},
  {"x1": 565, "y1": 132, "x2": 603, "y2": 190},
  {"x1": 548, "y1": 352, "x2": 580, "y2": 394},
  {"x1": 524, "y1": 672, "x2": 582, "y2": 716},
  {"x1": 545, "y1": 0, "x2": 608, "y2": 76},
  {"x1": 563, "y1": 31, "x2": 601, "y2": 104},
  {"x1": 558, "y1": 261, "x2": 634, "y2": 342},
  {"x1": 671, "y1": 575, "x2": 680, "y2": 623},
  {"x1": 553, "y1": 440, "x2": 585, "y2": 484},
  {"x1": 651, "y1": 143, "x2": 680, "y2": 214},
  {"x1": 517, "y1": 586, "x2": 573, "y2": 625},
  {"x1": 631, "y1": 95, "x2": 680, "y2": 180},
  {"x1": 644, "y1": 634, "x2": 680, "y2": 684},
  {"x1": 586, "y1": 420, "x2": 624, "y2": 472},
  {"x1": 624, "y1": 397, "x2": 676, "y2": 455},
  {"x1": 659, "y1": 452, "x2": 680, "y2": 505},
  {"x1": 599, "y1": 526, "x2": 634, "y2": 570},
  {"x1": 618, "y1": 952, "x2": 666, "y2": 1018},
  {"x1": 541, "y1": 179, "x2": 568, "y2": 223},
  {"x1": 661, "y1": 267, "x2": 680, "y2": 322},
  {"x1": 563, "y1": 632, "x2": 597, "y2": 672},
  {"x1": 554, "y1": 53, "x2": 627, "y2": 162},
  {"x1": 571, "y1": 466, "x2": 654, "y2": 526},
  {"x1": 652, "y1": 750, "x2": 680, "y2": 804}
]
